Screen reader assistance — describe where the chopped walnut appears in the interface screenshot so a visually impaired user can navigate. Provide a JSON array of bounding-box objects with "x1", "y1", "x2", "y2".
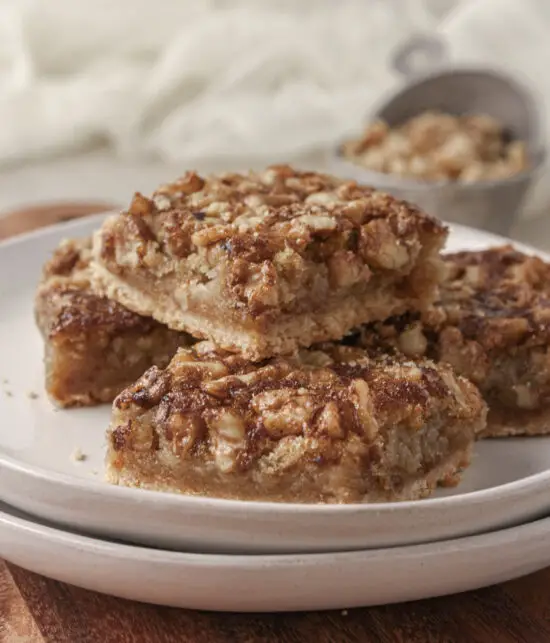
[
  {"x1": 166, "y1": 412, "x2": 203, "y2": 456},
  {"x1": 210, "y1": 409, "x2": 246, "y2": 472},
  {"x1": 341, "y1": 111, "x2": 529, "y2": 182},
  {"x1": 397, "y1": 322, "x2": 428, "y2": 358}
]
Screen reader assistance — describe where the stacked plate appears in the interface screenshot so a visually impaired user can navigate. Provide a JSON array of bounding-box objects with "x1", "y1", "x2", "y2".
[{"x1": 1, "y1": 215, "x2": 550, "y2": 612}]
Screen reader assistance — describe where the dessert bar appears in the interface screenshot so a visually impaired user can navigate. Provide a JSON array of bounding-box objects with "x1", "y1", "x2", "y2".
[
  {"x1": 35, "y1": 238, "x2": 193, "y2": 407},
  {"x1": 91, "y1": 166, "x2": 447, "y2": 360},
  {"x1": 356, "y1": 246, "x2": 550, "y2": 437},
  {"x1": 106, "y1": 342, "x2": 486, "y2": 503}
]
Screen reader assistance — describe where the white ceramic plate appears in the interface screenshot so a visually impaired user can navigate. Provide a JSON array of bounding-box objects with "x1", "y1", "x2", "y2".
[
  {"x1": 1, "y1": 499, "x2": 550, "y2": 611},
  {"x1": 1, "y1": 215, "x2": 550, "y2": 555}
]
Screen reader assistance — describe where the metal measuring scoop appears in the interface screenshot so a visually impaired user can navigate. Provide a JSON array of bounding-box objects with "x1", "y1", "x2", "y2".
[{"x1": 329, "y1": 35, "x2": 546, "y2": 236}]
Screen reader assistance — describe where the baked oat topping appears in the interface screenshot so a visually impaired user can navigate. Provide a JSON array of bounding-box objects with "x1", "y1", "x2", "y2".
[{"x1": 341, "y1": 112, "x2": 529, "y2": 182}]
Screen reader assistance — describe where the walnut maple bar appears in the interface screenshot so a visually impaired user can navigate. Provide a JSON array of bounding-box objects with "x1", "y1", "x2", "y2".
[
  {"x1": 106, "y1": 342, "x2": 486, "y2": 503},
  {"x1": 91, "y1": 166, "x2": 447, "y2": 360},
  {"x1": 356, "y1": 246, "x2": 550, "y2": 437},
  {"x1": 35, "y1": 239, "x2": 193, "y2": 407}
]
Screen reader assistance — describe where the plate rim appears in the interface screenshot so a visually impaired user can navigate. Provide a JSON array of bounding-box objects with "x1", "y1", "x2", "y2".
[
  {"x1": 2, "y1": 499, "x2": 550, "y2": 612},
  {"x1": 0, "y1": 214, "x2": 549, "y2": 517},
  {"x1": 1, "y1": 497, "x2": 550, "y2": 564}
]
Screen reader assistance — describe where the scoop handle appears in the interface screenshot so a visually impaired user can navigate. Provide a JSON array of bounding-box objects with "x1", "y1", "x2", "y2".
[{"x1": 391, "y1": 34, "x2": 448, "y2": 79}]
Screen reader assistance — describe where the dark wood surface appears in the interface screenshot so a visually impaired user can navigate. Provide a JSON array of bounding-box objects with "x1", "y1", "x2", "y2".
[
  {"x1": 3, "y1": 560, "x2": 550, "y2": 643},
  {"x1": 1, "y1": 203, "x2": 550, "y2": 643}
]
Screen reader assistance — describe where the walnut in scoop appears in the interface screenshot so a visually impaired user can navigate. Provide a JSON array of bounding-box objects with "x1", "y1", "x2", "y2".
[
  {"x1": 106, "y1": 342, "x2": 486, "y2": 503},
  {"x1": 341, "y1": 112, "x2": 528, "y2": 182}
]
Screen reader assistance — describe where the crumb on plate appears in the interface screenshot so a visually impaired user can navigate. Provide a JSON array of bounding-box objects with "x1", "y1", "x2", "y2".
[{"x1": 71, "y1": 448, "x2": 87, "y2": 462}]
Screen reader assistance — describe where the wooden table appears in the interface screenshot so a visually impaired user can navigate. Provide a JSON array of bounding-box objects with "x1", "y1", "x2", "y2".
[{"x1": 1, "y1": 204, "x2": 550, "y2": 643}]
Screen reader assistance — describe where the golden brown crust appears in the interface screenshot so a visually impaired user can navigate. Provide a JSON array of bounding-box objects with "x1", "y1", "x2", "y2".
[
  {"x1": 106, "y1": 342, "x2": 486, "y2": 503},
  {"x1": 35, "y1": 238, "x2": 193, "y2": 408},
  {"x1": 356, "y1": 246, "x2": 550, "y2": 436},
  {"x1": 91, "y1": 165, "x2": 447, "y2": 360},
  {"x1": 482, "y1": 405, "x2": 550, "y2": 438}
]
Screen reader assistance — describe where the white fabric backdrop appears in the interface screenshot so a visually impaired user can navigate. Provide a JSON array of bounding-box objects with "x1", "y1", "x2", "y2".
[{"x1": 0, "y1": 0, "x2": 548, "y2": 217}]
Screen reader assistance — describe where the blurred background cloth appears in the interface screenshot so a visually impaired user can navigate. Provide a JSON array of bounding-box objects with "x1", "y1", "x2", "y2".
[{"x1": 0, "y1": 0, "x2": 548, "y2": 219}]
